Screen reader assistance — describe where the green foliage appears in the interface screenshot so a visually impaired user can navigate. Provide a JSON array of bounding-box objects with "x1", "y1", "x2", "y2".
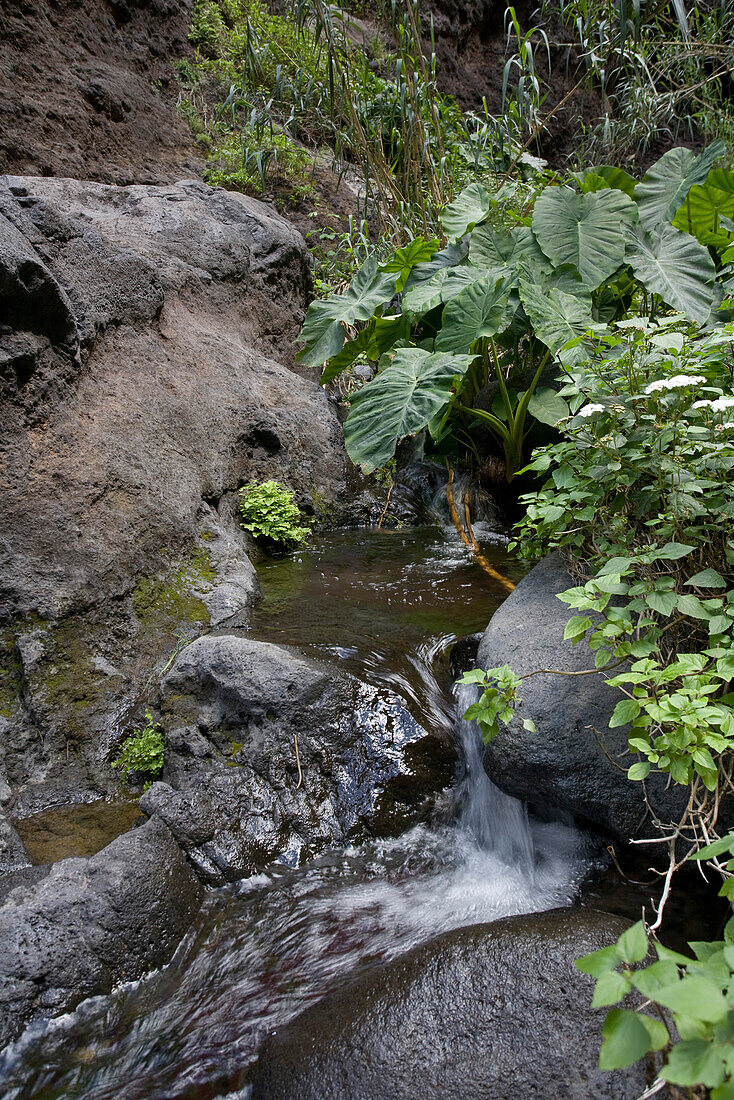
[
  {"x1": 181, "y1": 0, "x2": 516, "y2": 236},
  {"x1": 458, "y1": 666, "x2": 535, "y2": 743},
  {"x1": 298, "y1": 144, "x2": 731, "y2": 480},
  {"x1": 344, "y1": 347, "x2": 473, "y2": 473},
  {"x1": 577, "y1": 918, "x2": 734, "y2": 1095},
  {"x1": 189, "y1": 0, "x2": 226, "y2": 56},
  {"x1": 205, "y1": 129, "x2": 313, "y2": 199},
  {"x1": 515, "y1": 319, "x2": 734, "y2": 791},
  {"x1": 238, "y1": 480, "x2": 311, "y2": 550},
  {"x1": 111, "y1": 711, "x2": 164, "y2": 788},
  {"x1": 543, "y1": 0, "x2": 734, "y2": 166}
]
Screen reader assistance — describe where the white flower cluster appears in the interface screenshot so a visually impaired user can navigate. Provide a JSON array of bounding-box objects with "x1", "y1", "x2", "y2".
[
  {"x1": 692, "y1": 397, "x2": 734, "y2": 412},
  {"x1": 645, "y1": 375, "x2": 706, "y2": 394},
  {"x1": 577, "y1": 403, "x2": 605, "y2": 418}
]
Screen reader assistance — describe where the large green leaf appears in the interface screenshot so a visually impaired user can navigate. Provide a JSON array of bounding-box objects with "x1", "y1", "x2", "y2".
[
  {"x1": 436, "y1": 275, "x2": 514, "y2": 353},
  {"x1": 519, "y1": 260, "x2": 593, "y2": 307},
  {"x1": 635, "y1": 141, "x2": 726, "y2": 230},
  {"x1": 441, "y1": 182, "x2": 492, "y2": 242},
  {"x1": 297, "y1": 257, "x2": 397, "y2": 367},
  {"x1": 402, "y1": 239, "x2": 468, "y2": 293},
  {"x1": 599, "y1": 1009, "x2": 668, "y2": 1071},
  {"x1": 344, "y1": 348, "x2": 472, "y2": 472},
  {"x1": 519, "y1": 281, "x2": 598, "y2": 365},
  {"x1": 532, "y1": 186, "x2": 637, "y2": 289},
  {"x1": 672, "y1": 170, "x2": 734, "y2": 247},
  {"x1": 381, "y1": 237, "x2": 440, "y2": 291},
  {"x1": 625, "y1": 223, "x2": 716, "y2": 323},
  {"x1": 579, "y1": 165, "x2": 636, "y2": 197},
  {"x1": 402, "y1": 264, "x2": 489, "y2": 315},
  {"x1": 469, "y1": 224, "x2": 551, "y2": 278},
  {"x1": 527, "y1": 386, "x2": 570, "y2": 425}
]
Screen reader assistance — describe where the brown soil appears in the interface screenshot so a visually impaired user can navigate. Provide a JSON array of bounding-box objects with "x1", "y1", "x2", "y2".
[{"x1": 0, "y1": 0, "x2": 203, "y2": 184}]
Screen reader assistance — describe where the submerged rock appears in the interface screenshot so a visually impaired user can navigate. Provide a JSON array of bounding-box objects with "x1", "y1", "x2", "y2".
[
  {"x1": 477, "y1": 552, "x2": 688, "y2": 839},
  {"x1": 0, "y1": 816, "x2": 203, "y2": 1050},
  {"x1": 140, "y1": 634, "x2": 456, "y2": 884},
  {"x1": 250, "y1": 906, "x2": 648, "y2": 1100}
]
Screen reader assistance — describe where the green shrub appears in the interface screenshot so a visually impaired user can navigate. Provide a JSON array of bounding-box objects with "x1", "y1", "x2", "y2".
[
  {"x1": 111, "y1": 711, "x2": 164, "y2": 788},
  {"x1": 299, "y1": 141, "x2": 730, "y2": 481},
  {"x1": 189, "y1": 0, "x2": 226, "y2": 57},
  {"x1": 204, "y1": 129, "x2": 313, "y2": 199},
  {"x1": 238, "y1": 480, "x2": 311, "y2": 550}
]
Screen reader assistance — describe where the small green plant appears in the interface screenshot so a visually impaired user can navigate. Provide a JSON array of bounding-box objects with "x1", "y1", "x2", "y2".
[
  {"x1": 458, "y1": 666, "x2": 535, "y2": 742},
  {"x1": 576, "y1": 915, "x2": 734, "y2": 1096},
  {"x1": 238, "y1": 480, "x2": 311, "y2": 550},
  {"x1": 204, "y1": 129, "x2": 313, "y2": 198},
  {"x1": 111, "y1": 711, "x2": 164, "y2": 789}
]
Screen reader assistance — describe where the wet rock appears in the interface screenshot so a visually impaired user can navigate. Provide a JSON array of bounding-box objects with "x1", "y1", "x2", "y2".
[
  {"x1": 250, "y1": 907, "x2": 649, "y2": 1100},
  {"x1": 140, "y1": 634, "x2": 456, "y2": 884},
  {"x1": 0, "y1": 816, "x2": 203, "y2": 1050},
  {"x1": 0, "y1": 808, "x2": 27, "y2": 873},
  {"x1": 477, "y1": 552, "x2": 688, "y2": 839},
  {"x1": 0, "y1": 175, "x2": 345, "y2": 810}
]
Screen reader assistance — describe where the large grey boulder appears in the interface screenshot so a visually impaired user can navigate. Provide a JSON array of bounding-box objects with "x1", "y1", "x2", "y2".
[
  {"x1": 477, "y1": 552, "x2": 687, "y2": 839},
  {"x1": 140, "y1": 634, "x2": 456, "y2": 884},
  {"x1": 0, "y1": 815, "x2": 203, "y2": 1050},
  {"x1": 0, "y1": 175, "x2": 345, "y2": 813},
  {"x1": 250, "y1": 907, "x2": 649, "y2": 1100}
]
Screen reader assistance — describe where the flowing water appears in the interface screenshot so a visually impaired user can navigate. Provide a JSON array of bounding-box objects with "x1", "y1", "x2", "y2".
[{"x1": 0, "y1": 526, "x2": 594, "y2": 1099}]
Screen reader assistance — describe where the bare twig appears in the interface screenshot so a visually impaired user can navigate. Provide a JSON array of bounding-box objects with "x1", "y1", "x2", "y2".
[
  {"x1": 445, "y1": 462, "x2": 515, "y2": 592},
  {"x1": 293, "y1": 732, "x2": 303, "y2": 789},
  {"x1": 377, "y1": 479, "x2": 394, "y2": 529}
]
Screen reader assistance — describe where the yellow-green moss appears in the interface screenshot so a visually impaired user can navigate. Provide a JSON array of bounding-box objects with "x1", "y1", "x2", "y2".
[
  {"x1": 133, "y1": 547, "x2": 217, "y2": 632},
  {"x1": 0, "y1": 631, "x2": 23, "y2": 719}
]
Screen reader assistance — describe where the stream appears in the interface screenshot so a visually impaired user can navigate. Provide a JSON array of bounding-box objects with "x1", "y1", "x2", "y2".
[{"x1": 0, "y1": 525, "x2": 596, "y2": 1099}]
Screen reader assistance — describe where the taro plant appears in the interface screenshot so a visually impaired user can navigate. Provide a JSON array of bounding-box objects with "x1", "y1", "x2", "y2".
[
  {"x1": 111, "y1": 711, "x2": 164, "y2": 790},
  {"x1": 238, "y1": 480, "x2": 311, "y2": 551},
  {"x1": 297, "y1": 142, "x2": 730, "y2": 481}
]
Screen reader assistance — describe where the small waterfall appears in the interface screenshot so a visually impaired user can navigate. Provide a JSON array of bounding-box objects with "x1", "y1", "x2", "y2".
[{"x1": 454, "y1": 682, "x2": 536, "y2": 872}]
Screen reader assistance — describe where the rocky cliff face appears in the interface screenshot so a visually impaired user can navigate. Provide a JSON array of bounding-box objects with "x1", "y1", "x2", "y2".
[{"x1": 0, "y1": 175, "x2": 346, "y2": 819}]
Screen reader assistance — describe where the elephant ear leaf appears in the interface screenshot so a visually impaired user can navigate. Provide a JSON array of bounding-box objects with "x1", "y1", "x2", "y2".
[
  {"x1": 578, "y1": 165, "x2": 636, "y2": 197},
  {"x1": 531, "y1": 186, "x2": 637, "y2": 290},
  {"x1": 442, "y1": 182, "x2": 492, "y2": 242},
  {"x1": 527, "y1": 386, "x2": 570, "y2": 426},
  {"x1": 343, "y1": 348, "x2": 472, "y2": 473},
  {"x1": 469, "y1": 224, "x2": 551, "y2": 278},
  {"x1": 635, "y1": 141, "x2": 726, "y2": 230},
  {"x1": 625, "y1": 223, "x2": 716, "y2": 324},
  {"x1": 297, "y1": 257, "x2": 397, "y2": 367},
  {"x1": 672, "y1": 170, "x2": 734, "y2": 247},
  {"x1": 519, "y1": 281, "x2": 598, "y2": 365},
  {"x1": 436, "y1": 275, "x2": 514, "y2": 353}
]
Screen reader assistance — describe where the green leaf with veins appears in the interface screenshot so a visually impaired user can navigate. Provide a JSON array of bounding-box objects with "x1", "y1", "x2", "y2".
[
  {"x1": 531, "y1": 186, "x2": 637, "y2": 289},
  {"x1": 519, "y1": 282, "x2": 597, "y2": 365},
  {"x1": 635, "y1": 141, "x2": 726, "y2": 230},
  {"x1": 436, "y1": 275, "x2": 514, "y2": 353},
  {"x1": 298, "y1": 257, "x2": 397, "y2": 367},
  {"x1": 625, "y1": 223, "x2": 715, "y2": 324},
  {"x1": 344, "y1": 348, "x2": 472, "y2": 473},
  {"x1": 441, "y1": 182, "x2": 493, "y2": 241},
  {"x1": 402, "y1": 264, "x2": 489, "y2": 316},
  {"x1": 469, "y1": 224, "x2": 551, "y2": 277},
  {"x1": 673, "y1": 173, "x2": 734, "y2": 247}
]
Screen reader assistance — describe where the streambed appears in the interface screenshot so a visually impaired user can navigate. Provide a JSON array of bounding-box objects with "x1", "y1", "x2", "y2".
[{"x1": 0, "y1": 526, "x2": 595, "y2": 1099}]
